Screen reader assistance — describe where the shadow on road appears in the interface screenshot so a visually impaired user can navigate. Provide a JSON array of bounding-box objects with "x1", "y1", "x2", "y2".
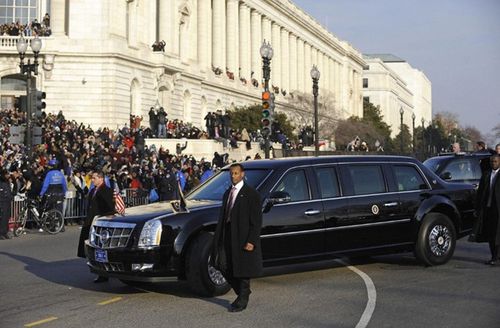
[
  {"x1": 0, "y1": 251, "x2": 143, "y2": 294},
  {"x1": 0, "y1": 250, "x2": 233, "y2": 309}
]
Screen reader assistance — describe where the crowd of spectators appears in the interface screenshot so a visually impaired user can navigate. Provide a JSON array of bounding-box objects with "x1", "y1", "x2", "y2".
[
  {"x1": 1, "y1": 14, "x2": 51, "y2": 37},
  {"x1": 0, "y1": 107, "x2": 241, "y2": 206}
]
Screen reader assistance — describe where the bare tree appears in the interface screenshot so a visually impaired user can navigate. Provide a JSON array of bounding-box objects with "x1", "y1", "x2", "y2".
[
  {"x1": 283, "y1": 90, "x2": 341, "y2": 141},
  {"x1": 434, "y1": 111, "x2": 459, "y2": 135}
]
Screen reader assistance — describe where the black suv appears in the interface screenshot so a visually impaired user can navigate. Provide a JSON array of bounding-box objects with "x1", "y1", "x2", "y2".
[
  {"x1": 423, "y1": 152, "x2": 491, "y2": 188},
  {"x1": 85, "y1": 156, "x2": 475, "y2": 296}
]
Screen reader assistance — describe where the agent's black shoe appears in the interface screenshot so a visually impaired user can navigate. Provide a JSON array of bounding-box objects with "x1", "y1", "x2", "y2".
[
  {"x1": 231, "y1": 296, "x2": 241, "y2": 307},
  {"x1": 229, "y1": 303, "x2": 247, "y2": 312},
  {"x1": 485, "y1": 260, "x2": 497, "y2": 266},
  {"x1": 93, "y1": 276, "x2": 109, "y2": 283}
]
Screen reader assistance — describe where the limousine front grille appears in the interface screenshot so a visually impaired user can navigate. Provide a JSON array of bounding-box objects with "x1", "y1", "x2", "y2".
[
  {"x1": 90, "y1": 221, "x2": 136, "y2": 249},
  {"x1": 91, "y1": 260, "x2": 125, "y2": 272}
]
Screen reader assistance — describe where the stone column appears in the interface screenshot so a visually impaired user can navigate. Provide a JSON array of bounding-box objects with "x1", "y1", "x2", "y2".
[
  {"x1": 239, "y1": 4, "x2": 251, "y2": 80},
  {"x1": 328, "y1": 58, "x2": 334, "y2": 96},
  {"x1": 262, "y1": 17, "x2": 272, "y2": 43},
  {"x1": 51, "y1": 0, "x2": 66, "y2": 36},
  {"x1": 318, "y1": 52, "x2": 324, "y2": 90},
  {"x1": 289, "y1": 34, "x2": 297, "y2": 92},
  {"x1": 271, "y1": 23, "x2": 281, "y2": 88},
  {"x1": 251, "y1": 10, "x2": 262, "y2": 83},
  {"x1": 322, "y1": 54, "x2": 328, "y2": 92},
  {"x1": 212, "y1": 0, "x2": 225, "y2": 71},
  {"x1": 297, "y1": 39, "x2": 305, "y2": 93},
  {"x1": 226, "y1": 0, "x2": 239, "y2": 74},
  {"x1": 197, "y1": 0, "x2": 211, "y2": 71},
  {"x1": 281, "y1": 28, "x2": 289, "y2": 92},
  {"x1": 336, "y1": 61, "x2": 342, "y2": 108},
  {"x1": 304, "y1": 43, "x2": 311, "y2": 93},
  {"x1": 312, "y1": 47, "x2": 318, "y2": 67}
]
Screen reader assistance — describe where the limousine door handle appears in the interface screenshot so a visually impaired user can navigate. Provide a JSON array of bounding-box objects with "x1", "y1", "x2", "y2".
[
  {"x1": 304, "y1": 210, "x2": 321, "y2": 216},
  {"x1": 383, "y1": 202, "x2": 399, "y2": 207}
]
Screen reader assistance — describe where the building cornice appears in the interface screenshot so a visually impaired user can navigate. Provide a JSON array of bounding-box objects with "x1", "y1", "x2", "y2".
[{"x1": 246, "y1": 0, "x2": 365, "y2": 68}]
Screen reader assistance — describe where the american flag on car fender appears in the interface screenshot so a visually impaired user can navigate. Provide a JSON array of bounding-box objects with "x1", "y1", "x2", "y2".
[
  {"x1": 170, "y1": 181, "x2": 189, "y2": 213},
  {"x1": 114, "y1": 191, "x2": 126, "y2": 215}
]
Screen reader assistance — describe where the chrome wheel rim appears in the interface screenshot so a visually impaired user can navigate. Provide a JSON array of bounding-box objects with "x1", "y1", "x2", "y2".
[
  {"x1": 429, "y1": 224, "x2": 451, "y2": 256},
  {"x1": 207, "y1": 257, "x2": 226, "y2": 286}
]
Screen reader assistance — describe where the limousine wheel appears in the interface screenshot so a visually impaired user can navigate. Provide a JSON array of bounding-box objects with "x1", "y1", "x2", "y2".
[
  {"x1": 185, "y1": 232, "x2": 230, "y2": 297},
  {"x1": 415, "y1": 213, "x2": 456, "y2": 266}
]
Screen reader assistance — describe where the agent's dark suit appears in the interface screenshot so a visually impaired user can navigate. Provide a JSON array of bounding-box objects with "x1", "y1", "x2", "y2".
[
  {"x1": 212, "y1": 182, "x2": 262, "y2": 307},
  {"x1": 475, "y1": 168, "x2": 500, "y2": 261},
  {"x1": 77, "y1": 185, "x2": 115, "y2": 258}
]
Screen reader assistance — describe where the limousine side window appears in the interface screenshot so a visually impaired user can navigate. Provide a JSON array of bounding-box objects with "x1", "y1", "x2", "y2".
[
  {"x1": 442, "y1": 159, "x2": 481, "y2": 181},
  {"x1": 315, "y1": 167, "x2": 340, "y2": 198},
  {"x1": 274, "y1": 170, "x2": 310, "y2": 201},
  {"x1": 393, "y1": 165, "x2": 428, "y2": 191},
  {"x1": 347, "y1": 165, "x2": 385, "y2": 195}
]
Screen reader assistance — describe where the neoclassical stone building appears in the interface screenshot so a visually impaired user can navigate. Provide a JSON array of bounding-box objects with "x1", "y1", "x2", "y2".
[
  {"x1": 0, "y1": 0, "x2": 366, "y2": 130},
  {"x1": 362, "y1": 54, "x2": 432, "y2": 138}
]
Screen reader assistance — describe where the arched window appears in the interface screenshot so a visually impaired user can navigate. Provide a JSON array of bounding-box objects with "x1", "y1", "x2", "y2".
[
  {"x1": 179, "y1": 5, "x2": 190, "y2": 61},
  {"x1": 130, "y1": 79, "x2": 141, "y2": 116},
  {"x1": 183, "y1": 90, "x2": 191, "y2": 123},
  {"x1": 159, "y1": 86, "x2": 171, "y2": 112},
  {"x1": 126, "y1": 0, "x2": 137, "y2": 46},
  {"x1": 200, "y1": 96, "x2": 207, "y2": 129},
  {"x1": 215, "y1": 99, "x2": 222, "y2": 112},
  {"x1": 0, "y1": 74, "x2": 26, "y2": 109},
  {"x1": 0, "y1": 1, "x2": 37, "y2": 25}
]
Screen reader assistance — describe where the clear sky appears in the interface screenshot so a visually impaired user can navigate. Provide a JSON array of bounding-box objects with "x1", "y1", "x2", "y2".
[{"x1": 293, "y1": 0, "x2": 500, "y2": 137}]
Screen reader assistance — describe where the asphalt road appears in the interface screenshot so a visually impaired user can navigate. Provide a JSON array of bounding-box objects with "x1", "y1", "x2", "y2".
[{"x1": 0, "y1": 226, "x2": 499, "y2": 328}]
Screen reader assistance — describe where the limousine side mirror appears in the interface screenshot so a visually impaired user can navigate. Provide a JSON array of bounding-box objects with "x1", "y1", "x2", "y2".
[
  {"x1": 269, "y1": 191, "x2": 292, "y2": 204},
  {"x1": 263, "y1": 191, "x2": 292, "y2": 213},
  {"x1": 440, "y1": 172, "x2": 452, "y2": 180}
]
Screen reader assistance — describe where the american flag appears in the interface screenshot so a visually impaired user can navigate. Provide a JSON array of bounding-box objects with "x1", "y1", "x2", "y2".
[{"x1": 114, "y1": 191, "x2": 126, "y2": 215}]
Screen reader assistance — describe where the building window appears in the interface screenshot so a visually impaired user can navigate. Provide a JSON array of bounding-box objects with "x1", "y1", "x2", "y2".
[
  {"x1": 363, "y1": 96, "x2": 370, "y2": 104},
  {"x1": 363, "y1": 65, "x2": 370, "y2": 70},
  {"x1": 0, "y1": 0, "x2": 38, "y2": 25},
  {"x1": 362, "y1": 78, "x2": 368, "y2": 88}
]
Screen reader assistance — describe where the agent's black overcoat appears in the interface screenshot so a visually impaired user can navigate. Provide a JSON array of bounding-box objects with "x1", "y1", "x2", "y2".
[
  {"x1": 77, "y1": 185, "x2": 115, "y2": 258},
  {"x1": 473, "y1": 170, "x2": 500, "y2": 244},
  {"x1": 212, "y1": 183, "x2": 263, "y2": 278}
]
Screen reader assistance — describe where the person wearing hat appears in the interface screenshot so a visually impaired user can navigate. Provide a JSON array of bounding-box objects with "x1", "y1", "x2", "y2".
[
  {"x1": 40, "y1": 159, "x2": 67, "y2": 223},
  {"x1": 156, "y1": 166, "x2": 178, "y2": 201}
]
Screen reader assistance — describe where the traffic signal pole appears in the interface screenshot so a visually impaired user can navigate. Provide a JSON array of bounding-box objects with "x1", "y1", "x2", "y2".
[
  {"x1": 262, "y1": 57, "x2": 271, "y2": 159},
  {"x1": 25, "y1": 75, "x2": 33, "y2": 161}
]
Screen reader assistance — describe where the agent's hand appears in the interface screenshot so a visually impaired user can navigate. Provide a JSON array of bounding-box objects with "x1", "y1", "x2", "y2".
[{"x1": 243, "y1": 243, "x2": 254, "y2": 252}]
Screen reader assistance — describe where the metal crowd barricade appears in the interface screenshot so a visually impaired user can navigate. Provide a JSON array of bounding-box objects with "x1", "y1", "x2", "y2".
[
  {"x1": 122, "y1": 188, "x2": 150, "y2": 208},
  {"x1": 8, "y1": 188, "x2": 150, "y2": 230}
]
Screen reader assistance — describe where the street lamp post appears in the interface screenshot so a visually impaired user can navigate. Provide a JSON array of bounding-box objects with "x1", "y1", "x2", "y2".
[
  {"x1": 310, "y1": 65, "x2": 320, "y2": 157},
  {"x1": 16, "y1": 34, "x2": 42, "y2": 162},
  {"x1": 399, "y1": 107, "x2": 404, "y2": 154},
  {"x1": 421, "y1": 118, "x2": 425, "y2": 158},
  {"x1": 429, "y1": 120, "x2": 433, "y2": 156},
  {"x1": 411, "y1": 113, "x2": 416, "y2": 153},
  {"x1": 260, "y1": 41, "x2": 273, "y2": 159}
]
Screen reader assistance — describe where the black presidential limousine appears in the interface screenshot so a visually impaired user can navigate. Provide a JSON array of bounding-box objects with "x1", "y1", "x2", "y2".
[{"x1": 85, "y1": 156, "x2": 476, "y2": 296}]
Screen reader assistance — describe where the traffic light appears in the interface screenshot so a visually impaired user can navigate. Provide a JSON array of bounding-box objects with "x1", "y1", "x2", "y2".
[
  {"x1": 14, "y1": 96, "x2": 28, "y2": 112},
  {"x1": 261, "y1": 91, "x2": 274, "y2": 137},
  {"x1": 32, "y1": 89, "x2": 46, "y2": 118}
]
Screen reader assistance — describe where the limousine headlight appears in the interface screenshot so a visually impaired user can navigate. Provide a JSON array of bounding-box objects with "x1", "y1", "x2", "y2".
[{"x1": 138, "y1": 219, "x2": 162, "y2": 248}]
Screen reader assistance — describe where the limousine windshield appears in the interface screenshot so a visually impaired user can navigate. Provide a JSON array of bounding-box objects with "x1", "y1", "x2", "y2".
[{"x1": 186, "y1": 169, "x2": 270, "y2": 201}]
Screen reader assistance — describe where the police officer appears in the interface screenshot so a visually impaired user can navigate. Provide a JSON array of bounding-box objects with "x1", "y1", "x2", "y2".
[
  {"x1": 0, "y1": 169, "x2": 13, "y2": 240},
  {"x1": 156, "y1": 166, "x2": 177, "y2": 201},
  {"x1": 40, "y1": 159, "x2": 67, "y2": 220}
]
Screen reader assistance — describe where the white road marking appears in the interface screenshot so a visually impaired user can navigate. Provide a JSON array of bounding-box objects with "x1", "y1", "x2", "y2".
[{"x1": 336, "y1": 259, "x2": 377, "y2": 328}]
